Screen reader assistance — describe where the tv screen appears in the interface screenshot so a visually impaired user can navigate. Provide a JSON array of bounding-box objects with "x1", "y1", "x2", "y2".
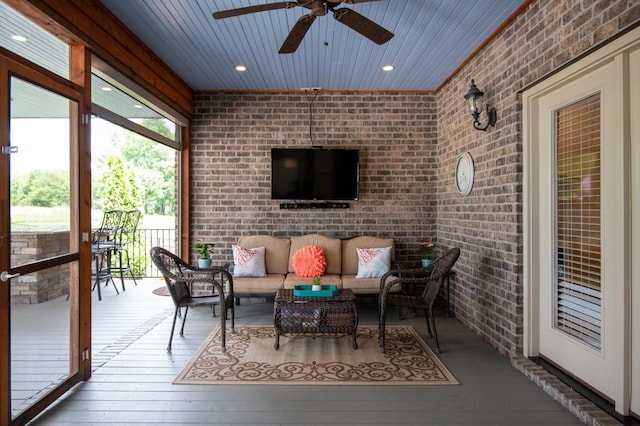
[{"x1": 271, "y1": 148, "x2": 359, "y2": 200}]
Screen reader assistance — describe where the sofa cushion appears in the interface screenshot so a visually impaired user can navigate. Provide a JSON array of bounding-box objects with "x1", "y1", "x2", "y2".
[
  {"x1": 233, "y1": 273, "x2": 285, "y2": 294},
  {"x1": 341, "y1": 274, "x2": 400, "y2": 294},
  {"x1": 291, "y1": 245, "x2": 327, "y2": 277},
  {"x1": 355, "y1": 246, "x2": 392, "y2": 278},
  {"x1": 289, "y1": 234, "x2": 341, "y2": 275},
  {"x1": 237, "y1": 235, "x2": 290, "y2": 275},
  {"x1": 232, "y1": 245, "x2": 266, "y2": 277},
  {"x1": 341, "y1": 236, "x2": 395, "y2": 276}
]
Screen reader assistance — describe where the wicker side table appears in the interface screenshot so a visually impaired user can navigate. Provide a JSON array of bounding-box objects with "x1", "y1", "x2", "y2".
[{"x1": 273, "y1": 288, "x2": 359, "y2": 350}]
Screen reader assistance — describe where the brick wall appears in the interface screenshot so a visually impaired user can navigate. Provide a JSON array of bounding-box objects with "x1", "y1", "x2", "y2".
[
  {"x1": 191, "y1": 92, "x2": 438, "y2": 265},
  {"x1": 436, "y1": 0, "x2": 639, "y2": 355},
  {"x1": 190, "y1": 0, "x2": 640, "y2": 356}
]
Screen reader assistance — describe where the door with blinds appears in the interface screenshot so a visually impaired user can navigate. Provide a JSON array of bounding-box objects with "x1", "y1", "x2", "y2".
[{"x1": 524, "y1": 31, "x2": 636, "y2": 415}]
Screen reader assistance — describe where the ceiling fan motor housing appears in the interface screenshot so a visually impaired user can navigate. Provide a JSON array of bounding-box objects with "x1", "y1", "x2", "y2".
[{"x1": 309, "y1": 0, "x2": 329, "y2": 16}]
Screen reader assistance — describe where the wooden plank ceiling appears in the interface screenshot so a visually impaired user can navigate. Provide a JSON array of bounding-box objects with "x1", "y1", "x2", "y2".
[{"x1": 98, "y1": 0, "x2": 526, "y2": 91}]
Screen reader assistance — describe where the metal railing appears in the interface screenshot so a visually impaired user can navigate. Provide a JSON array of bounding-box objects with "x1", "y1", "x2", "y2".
[{"x1": 128, "y1": 228, "x2": 177, "y2": 278}]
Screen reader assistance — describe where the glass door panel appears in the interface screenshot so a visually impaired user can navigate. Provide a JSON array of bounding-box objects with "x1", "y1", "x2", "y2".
[
  {"x1": 555, "y1": 95, "x2": 602, "y2": 349},
  {"x1": 10, "y1": 264, "x2": 77, "y2": 418},
  {"x1": 8, "y1": 76, "x2": 80, "y2": 423},
  {"x1": 10, "y1": 78, "x2": 73, "y2": 261}
]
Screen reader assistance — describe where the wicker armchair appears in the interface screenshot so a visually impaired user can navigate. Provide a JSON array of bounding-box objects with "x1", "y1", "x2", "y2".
[
  {"x1": 149, "y1": 246, "x2": 235, "y2": 352},
  {"x1": 378, "y1": 247, "x2": 460, "y2": 354}
]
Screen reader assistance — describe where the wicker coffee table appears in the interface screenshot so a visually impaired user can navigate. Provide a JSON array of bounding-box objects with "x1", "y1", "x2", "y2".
[{"x1": 273, "y1": 288, "x2": 359, "y2": 350}]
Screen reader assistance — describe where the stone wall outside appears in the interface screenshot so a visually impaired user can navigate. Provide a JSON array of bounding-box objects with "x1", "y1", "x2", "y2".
[{"x1": 11, "y1": 232, "x2": 70, "y2": 304}]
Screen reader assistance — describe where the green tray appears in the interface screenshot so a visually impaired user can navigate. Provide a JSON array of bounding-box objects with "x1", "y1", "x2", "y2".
[{"x1": 293, "y1": 284, "x2": 338, "y2": 297}]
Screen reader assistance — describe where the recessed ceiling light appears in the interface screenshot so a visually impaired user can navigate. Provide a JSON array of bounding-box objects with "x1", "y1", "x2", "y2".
[
  {"x1": 133, "y1": 104, "x2": 143, "y2": 109},
  {"x1": 11, "y1": 35, "x2": 27, "y2": 42},
  {"x1": 101, "y1": 86, "x2": 113, "y2": 92},
  {"x1": 235, "y1": 65, "x2": 247, "y2": 72},
  {"x1": 382, "y1": 65, "x2": 394, "y2": 72}
]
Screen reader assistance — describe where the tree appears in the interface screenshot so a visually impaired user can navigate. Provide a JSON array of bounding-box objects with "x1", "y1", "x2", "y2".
[
  {"x1": 11, "y1": 170, "x2": 69, "y2": 207},
  {"x1": 100, "y1": 155, "x2": 141, "y2": 210},
  {"x1": 127, "y1": 168, "x2": 142, "y2": 210},
  {"x1": 92, "y1": 119, "x2": 175, "y2": 215},
  {"x1": 120, "y1": 119, "x2": 176, "y2": 215}
]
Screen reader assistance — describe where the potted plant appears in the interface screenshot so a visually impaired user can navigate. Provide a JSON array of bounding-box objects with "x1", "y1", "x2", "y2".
[
  {"x1": 419, "y1": 241, "x2": 436, "y2": 267},
  {"x1": 194, "y1": 242, "x2": 214, "y2": 268},
  {"x1": 312, "y1": 276, "x2": 322, "y2": 291}
]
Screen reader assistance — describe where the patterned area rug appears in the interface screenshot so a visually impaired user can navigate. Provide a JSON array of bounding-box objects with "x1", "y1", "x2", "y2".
[
  {"x1": 174, "y1": 325, "x2": 458, "y2": 385},
  {"x1": 152, "y1": 286, "x2": 170, "y2": 296}
]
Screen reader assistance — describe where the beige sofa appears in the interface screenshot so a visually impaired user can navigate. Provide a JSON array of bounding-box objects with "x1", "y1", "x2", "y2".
[{"x1": 231, "y1": 233, "x2": 396, "y2": 298}]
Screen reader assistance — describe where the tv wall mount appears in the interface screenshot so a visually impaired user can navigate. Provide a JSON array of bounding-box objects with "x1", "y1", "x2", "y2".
[{"x1": 280, "y1": 202, "x2": 350, "y2": 209}]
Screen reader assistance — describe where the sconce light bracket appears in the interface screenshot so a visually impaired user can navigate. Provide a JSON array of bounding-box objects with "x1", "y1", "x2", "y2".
[{"x1": 473, "y1": 105, "x2": 497, "y2": 131}]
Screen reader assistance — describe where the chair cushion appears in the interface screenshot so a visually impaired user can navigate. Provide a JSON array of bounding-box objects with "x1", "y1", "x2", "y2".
[
  {"x1": 291, "y1": 245, "x2": 326, "y2": 277},
  {"x1": 237, "y1": 235, "x2": 290, "y2": 275},
  {"x1": 232, "y1": 245, "x2": 266, "y2": 277},
  {"x1": 355, "y1": 246, "x2": 392, "y2": 278}
]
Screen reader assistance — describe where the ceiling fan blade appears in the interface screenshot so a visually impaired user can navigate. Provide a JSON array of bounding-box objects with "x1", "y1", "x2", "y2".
[
  {"x1": 279, "y1": 14, "x2": 316, "y2": 54},
  {"x1": 213, "y1": 2, "x2": 297, "y2": 19},
  {"x1": 332, "y1": 8, "x2": 394, "y2": 45}
]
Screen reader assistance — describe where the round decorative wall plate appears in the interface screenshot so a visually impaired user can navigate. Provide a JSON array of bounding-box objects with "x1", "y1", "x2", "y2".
[{"x1": 455, "y1": 152, "x2": 474, "y2": 196}]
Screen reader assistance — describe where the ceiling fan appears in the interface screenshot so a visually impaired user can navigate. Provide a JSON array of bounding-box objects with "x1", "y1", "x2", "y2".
[{"x1": 212, "y1": 0, "x2": 394, "y2": 54}]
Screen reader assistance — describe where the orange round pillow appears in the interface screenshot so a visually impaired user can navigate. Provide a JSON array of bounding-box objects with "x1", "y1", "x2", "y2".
[{"x1": 291, "y1": 245, "x2": 327, "y2": 278}]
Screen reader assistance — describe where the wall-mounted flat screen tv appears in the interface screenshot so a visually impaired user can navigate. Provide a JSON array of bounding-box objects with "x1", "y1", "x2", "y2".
[{"x1": 271, "y1": 148, "x2": 359, "y2": 200}]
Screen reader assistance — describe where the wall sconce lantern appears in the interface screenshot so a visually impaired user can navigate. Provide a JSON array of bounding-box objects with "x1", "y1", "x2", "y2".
[{"x1": 464, "y1": 79, "x2": 497, "y2": 131}]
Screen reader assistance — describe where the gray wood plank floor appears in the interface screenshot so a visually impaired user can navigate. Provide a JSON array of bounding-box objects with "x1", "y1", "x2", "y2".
[{"x1": 15, "y1": 280, "x2": 590, "y2": 425}]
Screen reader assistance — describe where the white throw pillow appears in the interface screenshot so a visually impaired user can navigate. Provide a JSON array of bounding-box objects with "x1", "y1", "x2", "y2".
[
  {"x1": 355, "y1": 246, "x2": 392, "y2": 279},
  {"x1": 232, "y1": 245, "x2": 267, "y2": 278}
]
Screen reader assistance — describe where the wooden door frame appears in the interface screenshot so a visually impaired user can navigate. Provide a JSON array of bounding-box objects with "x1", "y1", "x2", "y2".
[
  {"x1": 0, "y1": 46, "x2": 92, "y2": 425},
  {"x1": 631, "y1": 46, "x2": 640, "y2": 418},
  {"x1": 0, "y1": 52, "x2": 10, "y2": 426}
]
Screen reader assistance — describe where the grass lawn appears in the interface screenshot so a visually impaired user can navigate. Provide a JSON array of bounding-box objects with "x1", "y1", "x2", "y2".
[{"x1": 10, "y1": 206, "x2": 174, "y2": 231}]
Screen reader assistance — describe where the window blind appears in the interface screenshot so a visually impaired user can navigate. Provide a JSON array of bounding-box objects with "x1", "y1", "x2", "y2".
[{"x1": 555, "y1": 94, "x2": 602, "y2": 350}]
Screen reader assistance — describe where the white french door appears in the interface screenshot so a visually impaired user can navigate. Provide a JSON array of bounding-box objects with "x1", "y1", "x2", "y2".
[{"x1": 524, "y1": 27, "x2": 640, "y2": 417}]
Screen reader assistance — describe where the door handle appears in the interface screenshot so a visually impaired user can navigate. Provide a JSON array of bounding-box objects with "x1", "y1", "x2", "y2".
[{"x1": 0, "y1": 271, "x2": 20, "y2": 282}]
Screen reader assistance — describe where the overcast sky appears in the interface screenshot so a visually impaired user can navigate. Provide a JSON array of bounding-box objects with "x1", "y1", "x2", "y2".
[{"x1": 9, "y1": 118, "x2": 118, "y2": 175}]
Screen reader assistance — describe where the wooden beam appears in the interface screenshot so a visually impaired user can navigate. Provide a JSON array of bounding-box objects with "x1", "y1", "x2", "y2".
[
  {"x1": 180, "y1": 126, "x2": 190, "y2": 261},
  {"x1": 70, "y1": 42, "x2": 93, "y2": 380},
  {"x1": 0, "y1": 53, "x2": 11, "y2": 426},
  {"x1": 8, "y1": 0, "x2": 194, "y2": 119}
]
